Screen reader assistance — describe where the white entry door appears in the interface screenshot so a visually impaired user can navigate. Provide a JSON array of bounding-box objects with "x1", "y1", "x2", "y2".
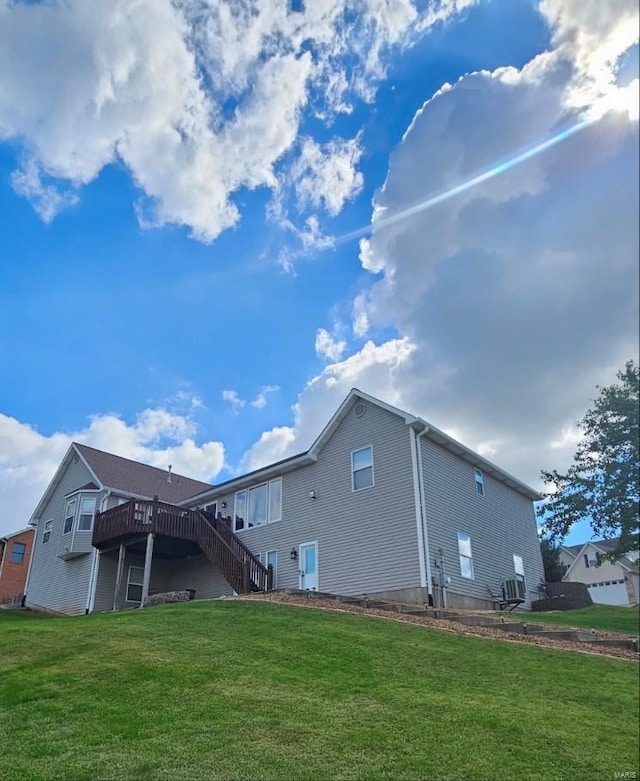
[{"x1": 299, "y1": 542, "x2": 318, "y2": 591}]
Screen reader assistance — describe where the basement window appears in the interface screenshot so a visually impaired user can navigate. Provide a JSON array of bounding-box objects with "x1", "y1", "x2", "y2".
[{"x1": 126, "y1": 566, "x2": 145, "y2": 603}]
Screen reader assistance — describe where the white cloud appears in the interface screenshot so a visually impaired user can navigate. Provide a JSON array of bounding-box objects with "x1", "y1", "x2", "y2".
[
  {"x1": 223, "y1": 385, "x2": 280, "y2": 412},
  {"x1": 241, "y1": 0, "x2": 639, "y2": 495},
  {"x1": 250, "y1": 385, "x2": 280, "y2": 409},
  {"x1": 0, "y1": 408, "x2": 224, "y2": 537},
  {"x1": 222, "y1": 390, "x2": 246, "y2": 414},
  {"x1": 0, "y1": 0, "x2": 466, "y2": 240},
  {"x1": 290, "y1": 136, "x2": 364, "y2": 217},
  {"x1": 238, "y1": 338, "x2": 415, "y2": 468},
  {"x1": 315, "y1": 328, "x2": 347, "y2": 362}
]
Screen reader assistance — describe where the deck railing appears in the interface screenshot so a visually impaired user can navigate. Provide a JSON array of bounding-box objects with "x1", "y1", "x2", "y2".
[{"x1": 93, "y1": 499, "x2": 272, "y2": 594}]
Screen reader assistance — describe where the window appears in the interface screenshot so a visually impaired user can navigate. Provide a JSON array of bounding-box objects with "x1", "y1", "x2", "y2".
[
  {"x1": 77, "y1": 497, "x2": 96, "y2": 531},
  {"x1": 513, "y1": 554, "x2": 525, "y2": 587},
  {"x1": 474, "y1": 469, "x2": 484, "y2": 496},
  {"x1": 352, "y1": 446, "x2": 374, "y2": 491},
  {"x1": 42, "y1": 519, "x2": 53, "y2": 544},
  {"x1": 457, "y1": 532, "x2": 474, "y2": 579},
  {"x1": 126, "y1": 566, "x2": 145, "y2": 602},
  {"x1": 266, "y1": 550, "x2": 278, "y2": 587},
  {"x1": 234, "y1": 478, "x2": 282, "y2": 532},
  {"x1": 10, "y1": 542, "x2": 26, "y2": 564},
  {"x1": 63, "y1": 499, "x2": 77, "y2": 534}
]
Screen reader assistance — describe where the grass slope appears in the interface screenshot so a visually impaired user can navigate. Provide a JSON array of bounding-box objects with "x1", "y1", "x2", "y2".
[
  {"x1": 1, "y1": 601, "x2": 638, "y2": 781},
  {"x1": 531, "y1": 604, "x2": 639, "y2": 635}
]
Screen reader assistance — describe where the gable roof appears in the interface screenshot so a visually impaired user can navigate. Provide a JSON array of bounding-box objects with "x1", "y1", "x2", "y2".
[
  {"x1": 29, "y1": 443, "x2": 212, "y2": 523},
  {"x1": 561, "y1": 535, "x2": 640, "y2": 577},
  {"x1": 183, "y1": 388, "x2": 541, "y2": 504},
  {"x1": 74, "y1": 444, "x2": 211, "y2": 504},
  {"x1": 0, "y1": 527, "x2": 34, "y2": 542}
]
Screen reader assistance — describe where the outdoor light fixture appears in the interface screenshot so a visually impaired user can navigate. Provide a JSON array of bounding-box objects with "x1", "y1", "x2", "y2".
[
  {"x1": 290, "y1": 548, "x2": 298, "y2": 561},
  {"x1": 221, "y1": 501, "x2": 227, "y2": 509},
  {"x1": 309, "y1": 490, "x2": 317, "y2": 499}
]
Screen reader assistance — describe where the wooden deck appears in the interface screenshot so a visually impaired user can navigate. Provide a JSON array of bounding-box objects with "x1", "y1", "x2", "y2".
[{"x1": 93, "y1": 498, "x2": 272, "y2": 594}]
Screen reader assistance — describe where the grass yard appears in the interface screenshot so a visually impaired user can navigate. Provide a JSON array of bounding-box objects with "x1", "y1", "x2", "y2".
[
  {"x1": 531, "y1": 604, "x2": 640, "y2": 635},
  {"x1": 1, "y1": 600, "x2": 638, "y2": 781}
]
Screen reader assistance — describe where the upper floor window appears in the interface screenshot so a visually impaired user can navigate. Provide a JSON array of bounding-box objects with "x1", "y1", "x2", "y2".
[
  {"x1": 10, "y1": 542, "x2": 26, "y2": 564},
  {"x1": 77, "y1": 497, "x2": 96, "y2": 531},
  {"x1": 474, "y1": 468, "x2": 484, "y2": 496},
  {"x1": 63, "y1": 499, "x2": 77, "y2": 534},
  {"x1": 457, "y1": 532, "x2": 474, "y2": 579},
  {"x1": 352, "y1": 446, "x2": 374, "y2": 491},
  {"x1": 234, "y1": 478, "x2": 282, "y2": 532},
  {"x1": 42, "y1": 519, "x2": 53, "y2": 544}
]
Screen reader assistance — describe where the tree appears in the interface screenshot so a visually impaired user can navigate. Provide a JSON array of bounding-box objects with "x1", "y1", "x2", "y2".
[
  {"x1": 539, "y1": 537, "x2": 566, "y2": 582},
  {"x1": 538, "y1": 360, "x2": 639, "y2": 562}
]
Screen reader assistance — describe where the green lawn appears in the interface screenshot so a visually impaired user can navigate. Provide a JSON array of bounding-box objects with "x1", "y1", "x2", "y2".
[
  {"x1": 531, "y1": 604, "x2": 640, "y2": 635},
  {"x1": 1, "y1": 601, "x2": 638, "y2": 781}
]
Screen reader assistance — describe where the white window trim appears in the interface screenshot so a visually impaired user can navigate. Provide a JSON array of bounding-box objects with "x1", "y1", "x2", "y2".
[
  {"x1": 126, "y1": 566, "x2": 145, "y2": 603},
  {"x1": 63, "y1": 499, "x2": 77, "y2": 535},
  {"x1": 266, "y1": 550, "x2": 278, "y2": 588},
  {"x1": 351, "y1": 445, "x2": 375, "y2": 492},
  {"x1": 474, "y1": 468, "x2": 484, "y2": 497},
  {"x1": 42, "y1": 519, "x2": 53, "y2": 544},
  {"x1": 77, "y1": 496, "x2": 97, "y2": 532},
  {"x1": 233, "y1": 477, "x2": 282, "y2": 533},
  {"x1": 457, "y1": 532, "x2": 475, "y2": 580}
]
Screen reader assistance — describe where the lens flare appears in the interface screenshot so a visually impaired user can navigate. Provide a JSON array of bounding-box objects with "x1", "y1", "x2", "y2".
[{"x1": 336, "y1": 116, "x2": 599, "y2": 245}]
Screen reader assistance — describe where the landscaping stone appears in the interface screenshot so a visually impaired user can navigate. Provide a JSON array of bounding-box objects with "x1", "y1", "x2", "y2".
[{"x1": 144, "y1": 590, "x2": 194, "y2": 607}]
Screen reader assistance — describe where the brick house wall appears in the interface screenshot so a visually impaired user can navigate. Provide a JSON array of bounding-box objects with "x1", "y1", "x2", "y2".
[{"x1": 0, "y1": 529, "x2": 35, "y2": 603}]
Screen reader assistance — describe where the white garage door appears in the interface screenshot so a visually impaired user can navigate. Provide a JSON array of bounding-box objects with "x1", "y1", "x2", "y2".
[{"x1": 587, "y1": 580, "x2": 629, "y2": 606}]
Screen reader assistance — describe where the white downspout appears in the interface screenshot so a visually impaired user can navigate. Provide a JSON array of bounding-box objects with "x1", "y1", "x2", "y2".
[
  {"x1": 415, "y1": 427, "x2": 433, "y2": 605},
  {"x1": 0, "y1": 537, "x2": 7, "y2": 584},
  {"x1": 410, "y1": 424, "x2": 433, "y2": 603},
  {"x1": 86, "y1": 491, "x2": 109, "y2": 614},
  {"x1": 23, "y1": 525, "x2": 38, "y2": 604}
]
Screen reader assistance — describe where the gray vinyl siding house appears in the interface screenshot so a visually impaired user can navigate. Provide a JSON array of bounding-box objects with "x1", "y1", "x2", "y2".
[{"x1": 25, "y1": 389, "x2": 544, "y2": 614}]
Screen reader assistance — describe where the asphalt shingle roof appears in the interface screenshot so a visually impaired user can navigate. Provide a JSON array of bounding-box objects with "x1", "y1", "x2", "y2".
[{"x1": 74, "y1": 443, "x2": 211, "y2": 504}]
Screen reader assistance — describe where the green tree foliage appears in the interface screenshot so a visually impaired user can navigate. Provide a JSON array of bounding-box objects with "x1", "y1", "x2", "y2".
[
  {"x1": 539, "y1": 361, "x2": 639, "y2": 561},
  {"x1": 539, "y1": 537, "x2": 566, "y2": 582}
]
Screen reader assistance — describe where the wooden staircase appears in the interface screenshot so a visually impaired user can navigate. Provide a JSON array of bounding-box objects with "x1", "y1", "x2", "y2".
[{"x1": 93, "y1": 498, "x2": 272, "y2": 594}]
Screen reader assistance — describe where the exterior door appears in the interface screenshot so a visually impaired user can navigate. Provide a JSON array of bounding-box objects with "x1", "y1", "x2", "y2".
[{"x1": 299, "y1": 542, "x2": 318, "y2": 591}]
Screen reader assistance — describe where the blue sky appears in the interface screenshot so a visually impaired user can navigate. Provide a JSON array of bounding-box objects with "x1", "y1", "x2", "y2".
[{"x1": 0, "y1": 0, "x2": 638, "y2": 543}]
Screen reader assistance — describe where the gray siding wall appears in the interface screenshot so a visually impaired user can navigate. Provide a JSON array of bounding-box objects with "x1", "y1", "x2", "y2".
[
  {"x1": 420, "y1": 437, "x2": 544, "y2": 608},
  {"x1": 26, "y1": 457, "x2": 99, "y2": 615},
  {"x1": 211, "y1": 400, "x2": 421, "y2": 596}
]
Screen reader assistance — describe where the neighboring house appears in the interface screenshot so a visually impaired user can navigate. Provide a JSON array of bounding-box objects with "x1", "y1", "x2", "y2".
[
  {"x1": 0, "y1": 527, "x2": 35, "y2": 604},
  {"x1": 25, "y1": 390, "x2": 545, "y2": 615},
  {"x1": 560, "y1": 537, "x2": 639, "y2": 606}
]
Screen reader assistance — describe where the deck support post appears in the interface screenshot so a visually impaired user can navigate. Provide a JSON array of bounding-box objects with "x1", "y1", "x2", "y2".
[
  {"x1": 140, "y1": 532, "x2": 155, "y2": 608},
  {"x1": 113, "y1": 542, "x2": 126, "y2": 612}
]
